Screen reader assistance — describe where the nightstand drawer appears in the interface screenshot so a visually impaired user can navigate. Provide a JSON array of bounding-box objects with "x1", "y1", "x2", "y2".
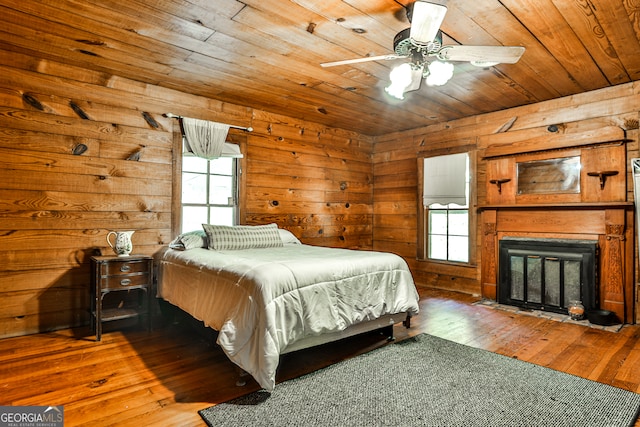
[
  {"x1": 100, "y1": 259, "x2": 150, "y2": 276},
  {"x1": 99, "y1": 272, "x2": 150, "y2": 291}
]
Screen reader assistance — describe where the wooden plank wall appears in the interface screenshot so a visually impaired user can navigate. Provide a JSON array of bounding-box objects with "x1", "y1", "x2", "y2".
[
  {"x1": 3, "y1": 46, "x2": 639, "y2": 338},
  {"x1": 243, "y1": 112, "x2": 373, "y2": 248},
  {"x1": 0, "y1": 50, "x2": 373, "y2": 339},
  {"x1": 373, "y1": 82, "x2": 640, "y2": 298}
]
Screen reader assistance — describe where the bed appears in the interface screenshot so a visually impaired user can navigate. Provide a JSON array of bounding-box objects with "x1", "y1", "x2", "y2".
[{"x1": 157, "y1": 224, "x2": 420, "y2": 392}]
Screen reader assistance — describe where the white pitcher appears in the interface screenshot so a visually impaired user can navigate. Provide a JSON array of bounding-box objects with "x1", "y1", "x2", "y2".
[{"x1": 107, "y1": 230, "x2": 135, "y2": 257}]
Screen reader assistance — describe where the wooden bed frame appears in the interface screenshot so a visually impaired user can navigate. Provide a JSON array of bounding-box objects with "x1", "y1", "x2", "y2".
[{"x1": 281, "y1": 312, "x2": 412, "y2": 354}]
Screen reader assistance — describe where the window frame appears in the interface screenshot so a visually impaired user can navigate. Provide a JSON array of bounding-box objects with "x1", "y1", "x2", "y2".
[
  {"x1": 417, "y1": 150, "x2": 477, "y2": 267},
  {"x1": 171, "y1": 126, "x2": 246, "y2": 238},
  {"x1": 426, "y1": 205, "x2": 470, "y2": 263},
  {"x1": 180, "y1": 153, "x2": 240, "y2": 231}
]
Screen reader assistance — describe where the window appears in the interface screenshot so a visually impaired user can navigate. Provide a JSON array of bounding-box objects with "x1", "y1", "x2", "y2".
[
  {"x1": 181, "y1": 154, "x2": 239, "y2": 231},
  {"x1": 420, "y1": 152, "x2": 471, "y2": 264},
  {"x1": 427, "y1": 202, "x2": 469, "y2": 262}
]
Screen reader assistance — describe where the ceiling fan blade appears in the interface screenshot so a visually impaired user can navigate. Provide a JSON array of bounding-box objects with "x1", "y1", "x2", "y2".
[
  {"x1": 320, "y1": 54, "x2": 408, "y2": 67},
  {"x1": 409, "y1": 1, "x2": 448, "y2": 45},
  {"x1": 435, "y1": 45, "x2": 526, "y2": 64}
]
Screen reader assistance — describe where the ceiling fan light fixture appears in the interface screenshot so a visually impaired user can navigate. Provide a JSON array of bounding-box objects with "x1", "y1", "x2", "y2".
[
  {"x1": 385, "y1": 63, "x2": 423, "y2": 99},
  {"x1": 385, "y1": 63, "x2": 413, "y2": 99},
  {"x1": 321, "y1": 1, "x2": 526, "y2": 98},
  {"x1": 425, "y1": 61, "x2": 454, "y2": 86}
]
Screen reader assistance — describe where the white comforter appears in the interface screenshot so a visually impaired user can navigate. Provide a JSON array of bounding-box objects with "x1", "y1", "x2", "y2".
[{"x1": 158, "y1": 244, "x2": 420, "y2": 391}]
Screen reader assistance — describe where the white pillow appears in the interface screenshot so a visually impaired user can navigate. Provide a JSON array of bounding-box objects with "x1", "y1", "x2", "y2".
[
  {"x1": 278, "y1": 228, "x2": 302, "y2": 245},
  {"x1": 169, "y1": 230, "x2": 208, "y2": 250},
  {"x1": 203, "y1": 223, "x2": 284, "y2": 250}
]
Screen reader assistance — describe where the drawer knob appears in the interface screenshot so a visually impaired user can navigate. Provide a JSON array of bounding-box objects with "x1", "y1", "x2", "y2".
[
  {"x1": 120, "y1": 265, "x2": 131, "y2": 272},
  {"x1": 120, "y1": 278, "x2": 132, "y2": 286}
]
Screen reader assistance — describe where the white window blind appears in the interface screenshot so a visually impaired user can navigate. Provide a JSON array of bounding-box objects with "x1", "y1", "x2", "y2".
[
  {"x1": 423, "y1": 152, "x2": 468, "y2": 206},
  {"x1": 220, "y1": 142, "x2": 243, "y2": 158}
]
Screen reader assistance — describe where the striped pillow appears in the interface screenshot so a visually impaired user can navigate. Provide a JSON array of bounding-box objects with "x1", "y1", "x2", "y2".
[{"x1": 202, "y1": 223, "x2": 284, "y2": 250}]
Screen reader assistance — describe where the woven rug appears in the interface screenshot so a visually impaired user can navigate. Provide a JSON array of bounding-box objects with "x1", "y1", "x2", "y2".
[{"x1": 199, "y1": 334, "x2": 640, "y2": 427}]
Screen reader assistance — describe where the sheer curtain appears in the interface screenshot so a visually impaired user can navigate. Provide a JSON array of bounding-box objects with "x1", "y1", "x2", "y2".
[{"x1": 182, "y1": 117, "x2": 230, "y2": 159}]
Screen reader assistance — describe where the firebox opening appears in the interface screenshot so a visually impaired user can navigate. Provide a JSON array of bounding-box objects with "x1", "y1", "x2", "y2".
[{"x1": 498, "y1": 238, "x2": 598, "y2": 316}]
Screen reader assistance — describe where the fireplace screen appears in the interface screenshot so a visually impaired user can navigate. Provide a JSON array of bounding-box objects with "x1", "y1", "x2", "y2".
[{"x1": 498, "y1": 238, "x2": 597, "y2": 315}]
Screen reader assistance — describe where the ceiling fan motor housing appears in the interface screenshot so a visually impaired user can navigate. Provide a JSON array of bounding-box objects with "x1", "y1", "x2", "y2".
[{"x1": 393, "y1": 28, "x2": 442, "y2": 57}]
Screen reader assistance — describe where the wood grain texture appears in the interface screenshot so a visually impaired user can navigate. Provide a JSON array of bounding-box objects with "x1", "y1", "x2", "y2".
[
  {"x1": 372, "y1": 81, "x2": 639, "y2": 321},
  {"x1": 1, "y1": 0, "x2": 640, "y2": 135},
  {"x1": 0, "y1": 37, "x2": 377, "y2": 338},
  {"x1": 1, "y1": 0, "x2": 640, "y2": 338},
  {"x1": 2, "y1": 287, "x2": 640, "y2": 426}
]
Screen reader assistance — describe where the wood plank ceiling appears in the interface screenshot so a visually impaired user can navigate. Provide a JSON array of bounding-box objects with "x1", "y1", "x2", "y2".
[{"x1": 2, "y1": 0, "x2": 640, "y2": 136}]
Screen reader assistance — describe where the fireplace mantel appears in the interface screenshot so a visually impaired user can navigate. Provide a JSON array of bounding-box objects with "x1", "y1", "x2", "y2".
[
  {"x1": 480, "y1": 204, "x2": 634, "y2": 323},
  {"x1": 479, "y1": 142, "x2": 634, "y2": 323}
]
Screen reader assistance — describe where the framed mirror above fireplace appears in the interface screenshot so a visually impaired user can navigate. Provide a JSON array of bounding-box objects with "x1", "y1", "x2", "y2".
[{"x1": 516, "y1": 156, "x2": 581, "y2": 195}]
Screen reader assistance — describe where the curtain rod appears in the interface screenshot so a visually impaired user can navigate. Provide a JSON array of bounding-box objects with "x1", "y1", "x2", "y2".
[{"x1": 163, "y1": 113, "x2": 253, "y2": 132}]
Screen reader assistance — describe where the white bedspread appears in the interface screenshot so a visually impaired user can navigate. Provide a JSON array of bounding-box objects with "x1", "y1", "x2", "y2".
[{"x1": 157, "y1": 245, "x2": 420, "y2": 391}]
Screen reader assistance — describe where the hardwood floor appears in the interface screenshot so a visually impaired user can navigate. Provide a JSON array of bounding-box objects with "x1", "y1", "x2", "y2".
[{"x1": 2, "y1": 286, "x2": 640, "y2": 426}]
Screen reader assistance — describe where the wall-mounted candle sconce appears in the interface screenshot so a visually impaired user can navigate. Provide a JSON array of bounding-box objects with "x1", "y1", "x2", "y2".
[
  {"x1": 489, "y1": 178, "x2": 511, "y2": 194},
  {"x1": 587, "y1": 171, "x2": 618, "y2": 190}
]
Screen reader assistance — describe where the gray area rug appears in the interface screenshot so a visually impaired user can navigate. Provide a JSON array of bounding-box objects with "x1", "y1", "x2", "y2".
[{"x1": 199, "y1": 333, "x2": 640, "y2": 426}]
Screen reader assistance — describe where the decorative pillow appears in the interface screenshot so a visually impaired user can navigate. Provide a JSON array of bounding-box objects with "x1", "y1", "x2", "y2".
[
  {"x1": 203, "y1": 223, "x2": 284, "y2": 250},
  {"x1": 278, "y1": 228, "x2": 302, "y2": 245},
  {"x1": 169, "y1": 230, "x2": 208, "y2": 250}
]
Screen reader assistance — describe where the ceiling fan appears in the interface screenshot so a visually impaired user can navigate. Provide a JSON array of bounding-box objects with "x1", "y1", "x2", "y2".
[{"x1": 321, "y1": 1, "x2": 525, "y2": 99}]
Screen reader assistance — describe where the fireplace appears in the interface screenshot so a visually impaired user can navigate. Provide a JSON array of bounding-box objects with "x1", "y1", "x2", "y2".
[{"x1": 498, "y1": 238, "x2": 598, "y2": 315}]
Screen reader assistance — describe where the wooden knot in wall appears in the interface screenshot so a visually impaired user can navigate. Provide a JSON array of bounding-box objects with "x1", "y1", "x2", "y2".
[{"x1": 587, "y1": 171, "x2": 618, "y2": 189}]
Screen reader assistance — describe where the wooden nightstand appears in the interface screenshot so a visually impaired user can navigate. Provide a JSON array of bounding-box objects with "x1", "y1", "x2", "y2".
[{"x1": 90, "y1": 255, "x2": 153, "y2": 341}]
